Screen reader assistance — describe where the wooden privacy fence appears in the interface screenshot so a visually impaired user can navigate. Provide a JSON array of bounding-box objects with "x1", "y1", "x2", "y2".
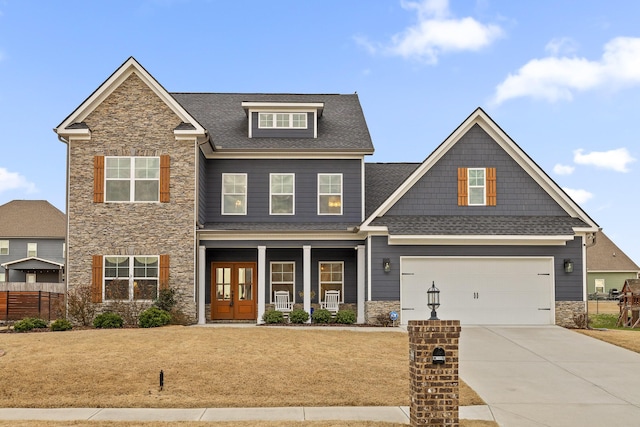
[{"x1": 0, "y1": 291, "x2": 64, "y2": 322}]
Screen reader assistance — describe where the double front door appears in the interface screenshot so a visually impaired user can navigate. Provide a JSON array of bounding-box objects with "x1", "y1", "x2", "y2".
[{"x1": 211, "y1": 262, "x2": 257, "y2": 320}]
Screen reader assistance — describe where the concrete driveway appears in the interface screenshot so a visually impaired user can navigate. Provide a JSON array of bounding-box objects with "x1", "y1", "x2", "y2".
[{"x1": 460, "y1": 325, "x2": 640, "y2": 426}]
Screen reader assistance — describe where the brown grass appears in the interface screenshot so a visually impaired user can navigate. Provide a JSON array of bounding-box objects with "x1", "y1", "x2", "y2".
[
  {"x1": 577, "y1": 328, "x2": 640, "y2": 353},
  {"x1": 0, "y1": 326, "x2": 484, "y2": 409},
  {"x1": 587, "y1": 300, "x2": 620, "y2": 315}
]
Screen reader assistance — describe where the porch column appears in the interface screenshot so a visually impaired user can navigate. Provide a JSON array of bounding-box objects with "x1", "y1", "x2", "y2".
[
  {"x1": 198, "y1": 245, "x2": 206, "y2": 325},
  {"x1": 257, "y1": 246, "x2": 266, "y2": 324},
  {"x1": 303, "y1": 245, "x2": 311, "y2": 323},
  {"x1": 356, "y1": 245, "x2": 365, "y2": 324}
]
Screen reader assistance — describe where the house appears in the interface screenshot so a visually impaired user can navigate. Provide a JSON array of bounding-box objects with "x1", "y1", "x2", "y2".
[
  {"x1": 54, "y1": 57, "x2": 599, "y2": 327},
  {"x1": 587, "y1": 231, "x2": 640, "y2": 297},
  {"x1": 0, "y1": 200, "x2": 66, "y2": 290}
]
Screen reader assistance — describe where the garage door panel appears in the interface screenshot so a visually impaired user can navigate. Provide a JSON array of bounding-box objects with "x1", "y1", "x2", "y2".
[{"x1": 401, "y1": 257, "x2": 554, "y2": 325}]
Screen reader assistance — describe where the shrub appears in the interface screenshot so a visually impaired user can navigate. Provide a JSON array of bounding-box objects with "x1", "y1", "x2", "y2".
[
  {"x1": 335, "y1": 309, "x2": 356, "y2": 324},
  {"x1": 139, "y1": 307, "x2": 171, "y2": 328},
  {"x1": 154, "y1": 287, "x2": 177, "y2": 312},
  {"x1": 376, "y1": 313, "x2": 392, "y2": 327},
  {"x1": 50, "y1": 318, "x2": 73, "y2": 331},
  {"x1": 312, "y1": 308, "x2": 332, "y2": 324},
  {"x1": 13, "y1": 317, "x2": 48, "y2": 332},
  {"x1": 262, "y1": 309, "x2": 285, "y2": 324},
  {"x1": 289, "y1": 309, "x2": 310, "y2": 324},
  {"x1": 93, "y1": 312, "x2": 124, "y2": 329},
  {"x1": 67, "y1": 285, "x2": 97, "y2": 326}
]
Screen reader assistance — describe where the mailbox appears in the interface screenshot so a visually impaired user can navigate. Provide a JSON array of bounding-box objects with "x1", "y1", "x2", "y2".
[{"x1": 432, "y1": 347, "x2": 446, "y2": 364}]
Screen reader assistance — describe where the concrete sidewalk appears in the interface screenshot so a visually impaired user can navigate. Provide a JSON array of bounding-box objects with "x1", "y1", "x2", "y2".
[{"x1": 0, "y1": 405, "x2": 493, "y2": 423}]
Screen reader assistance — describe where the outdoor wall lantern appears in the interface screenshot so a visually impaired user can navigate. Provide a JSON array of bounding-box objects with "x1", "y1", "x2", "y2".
[
  {"x1": 383, "y1": 258, "x2": 391, "y2": 273},
  {"x1": 564, "y1": 259, "x2": 574, "y2": 273},
  {"x1": 427, "y1": 281, "x2": 440, "y2": 320}
]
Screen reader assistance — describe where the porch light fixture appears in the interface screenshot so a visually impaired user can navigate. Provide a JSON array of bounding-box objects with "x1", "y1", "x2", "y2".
[
  {"x1": 383, "y1": 258, "x2": 391, "y2": 273},
  {"x1": 427, "y1": 281, "x2": 440, "y2": 320},
  {"x1": 564, "y1": 259, "x2": 574, "y2": 273}
]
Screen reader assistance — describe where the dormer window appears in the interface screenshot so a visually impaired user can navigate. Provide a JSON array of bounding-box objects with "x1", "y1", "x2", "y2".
[{"x1": 259, "y1": 113, "x2": 307, "y2": 129}]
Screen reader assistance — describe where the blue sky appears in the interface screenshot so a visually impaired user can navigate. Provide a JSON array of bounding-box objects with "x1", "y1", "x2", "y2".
[{"x1": 0, "y1": 0, "x2": 639, "y2": 263}]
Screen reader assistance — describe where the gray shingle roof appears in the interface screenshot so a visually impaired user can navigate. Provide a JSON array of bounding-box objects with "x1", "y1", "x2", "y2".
[
  {"x1": 370, "y1": 215, "x2": 588, "y2": 235},
  {"x1": 0, "y1": 200, "x2": 66, "y2": 238},
  {"x1": 365, "y1": 163, "x2": 420, "y2": 217},
  {"x1": 171, "y1": 93, "x2": 373, "y2": 152}
]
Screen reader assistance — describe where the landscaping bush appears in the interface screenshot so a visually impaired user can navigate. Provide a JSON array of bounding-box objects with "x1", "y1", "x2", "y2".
[
  {"x1": 262, "y1": 309, "x2": 285, "y2": 324},
  {"x1": 312, "y1": 308, "x2": 332, "y2": 324},
  {"x1": 93, "y1": 312, "x2": 124, "y2": 329},
  {"x1": 335, "y1": 309, "x2": 356, "y2": 324},
  {"x1": 50, "y1": 318, "x2": 73, "y2": 331},
  {"x1": 139, "y1": 307, "x2": 171, "y2": 328},
  {"x1": 13, "y1": 317, "x2": 48, "y2": 332},
  {"x1": 67, "y1": 284, "x2": 97, "y2": 326},
  {"x1": 289, "y1": 309, "x2": 310, "y2": 324},
  {"x1": 153, "y1": 287, "x2": 177, "y2": 312}
]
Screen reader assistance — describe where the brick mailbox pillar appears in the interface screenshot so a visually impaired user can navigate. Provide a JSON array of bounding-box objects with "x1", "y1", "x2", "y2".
[{"x1": 408, "y1": 320, "x2": 461, "y2": 426}]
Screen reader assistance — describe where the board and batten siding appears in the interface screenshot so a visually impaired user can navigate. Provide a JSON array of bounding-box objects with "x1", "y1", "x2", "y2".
[
  {"x1": 203, "y1": 158, "x2": 362, "y2": 223},
  {"x1": 387, "y1": 124, "x2": 567, "y2": 216},
  {"x1": 369, "y1": 235, "x2": 583, "y2": 301}
]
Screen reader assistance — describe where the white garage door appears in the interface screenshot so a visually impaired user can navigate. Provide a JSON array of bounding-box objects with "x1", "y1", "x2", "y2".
[{"x1": 400, "y1": 257, "x2": 554, "y2": 325}]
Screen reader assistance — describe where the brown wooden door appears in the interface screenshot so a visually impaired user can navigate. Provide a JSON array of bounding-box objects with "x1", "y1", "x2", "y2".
[{"x1": 211, "y1": 262, "x2": 257, "y2": 320}]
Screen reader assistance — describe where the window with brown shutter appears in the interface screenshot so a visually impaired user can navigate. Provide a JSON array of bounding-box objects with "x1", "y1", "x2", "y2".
[
  {"x1": 159, "y1": 254, "x2": 170, "y2": 290},
  {"x1": 457, "y1": 167, "x2": 468, "y2": 206},
  {"x1": 94, "y1": 156, "x2": 105, "y2": 203},
  {"x1": 160, "y1": 155, "x2": 170, "y2": 203},
  {"x1": 92, "y1": 255, "x2": 103, "y2": 303},
  {"x1": 486, "y1": 167, "x2": 497, "y2": 206}
]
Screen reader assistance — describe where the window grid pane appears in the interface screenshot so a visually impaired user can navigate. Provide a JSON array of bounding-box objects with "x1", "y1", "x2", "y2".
[
  {"x1": 105, "y1": 157, "x2": 159, "y2": 202},
  {"x1": 222, "y1": 174, "x2": 247, "y2": 214}
]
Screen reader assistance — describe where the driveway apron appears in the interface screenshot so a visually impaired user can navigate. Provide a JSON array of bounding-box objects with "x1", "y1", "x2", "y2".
[{"x1": 460, "y1": 325, "x2": 640, "y2": 426}]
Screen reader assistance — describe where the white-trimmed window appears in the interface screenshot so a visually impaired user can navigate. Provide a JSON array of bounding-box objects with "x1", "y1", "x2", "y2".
[
  {"x1": 222, "y1": 173, "x2": 247, "y2": 215},
  {"x1": 595, "y1": 279, "x2": 605, "y2": 294},
  {"x1": 318, "y1": 173, "x2": 342, "y2": 215},
  {"x1": 468, "y1": 168, "x2": 486, "y2": 206},
  {"x1": 105, "y1": 156, "x2": 160, "y2": 202},
  {"x1": 0, "y1": 240, "x2": 8, "y2": 255},
  {"x1": 270, "y1": 173, "x2": 295, "y2": 215},
  {"x1": 319, "y1": 261, "x2": 343, "y2": 303},
  {"x1": 27, "y1": 243, "x2": 37, "y2": 257},
  {"x1": 271, "y1": 262, "x2": 295, "y2": 303},
  {"x1": 0, "y1": 272, "x2": 5, "y2": 282},
  {"x1": 259, "y1": 112, "x2": 307, "y2": 129},
  {"x1": 26, "y1": 273, "x2": 36, "y2": 283},
  {"x1": 104, "y1": 255, "x2": 159, "y2": 301}
]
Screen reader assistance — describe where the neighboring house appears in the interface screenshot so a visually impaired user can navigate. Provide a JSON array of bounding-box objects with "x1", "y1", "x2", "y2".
[
  {"x1": 54, "y1": 57, "x2": 599, "y2": 327},
  {"x1": 586, "y1": 231, "x2": 640, "y2": 296},
  {"x1": 0, "y1": 200, "x2": 66, "y2": 287}
]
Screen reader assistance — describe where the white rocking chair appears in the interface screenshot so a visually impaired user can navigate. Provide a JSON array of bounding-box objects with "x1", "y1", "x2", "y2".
[
  {"x1": 320, "y1": 290, "x2": 340, "y2": 316},
  {"x1": 274, "y1": 291, "x2": 293, "y2": 317}
]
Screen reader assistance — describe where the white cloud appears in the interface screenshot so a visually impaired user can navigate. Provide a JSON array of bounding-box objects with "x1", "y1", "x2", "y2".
[
  {"x1": 563, "y1": 187, "x2": 593, "y2": 204},
  {"x1": 573, "y1": 148, "x2": 636, "y2": 172},
  {"x1": 0, "y1": 167, "x2": 37, "y2": 194},
  {"x1": 492, "y1": 37, "x2": 640, "y2": 104},
  {"x1": 545, "y1": 37, "x2": 579, "y2": 56},
  {"x1": 553, "y1": 164, "x2": 575, "y2": 175},
  {"x1": 358, "y1": 0, "x2": 504, "y2": 64}
]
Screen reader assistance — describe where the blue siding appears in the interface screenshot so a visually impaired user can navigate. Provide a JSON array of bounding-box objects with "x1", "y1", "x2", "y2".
[
  {"x1": 198, "y1": 149, "x2": 207, "y2": 226},
  {"x1": 203, "y1": 158, "x2": 362, "y2": 223},
  {"x1": 0, "y1": 238, "x2": 65, "y2": 282},
  {"x1": 369, "y1": 235, "x2": 583, "y2": 302},
  {"x1": 387, "y1": 124, "x2": 567, "y2": 216}
]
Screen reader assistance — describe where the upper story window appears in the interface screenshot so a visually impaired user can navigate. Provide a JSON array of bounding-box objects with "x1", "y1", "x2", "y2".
[
  {"x1": 27, "y1": 243, "x2": 37, "y2": 257},
  {"x1": 468, "y1": 168, "x2": 485, "y2": 205},
  {"x1": 0, "y1": 240, "x2": 8, "y2": 255},
  {"x1": 457, "y1": 167, "x2": 497, "y2": 207},
  {"x1": 259, "y1": 112, "x2": 307, "y2": 129},
  {"x1": 318, "y1": 173, "x2": 342, "y2": 215},
  {"x1": 270, "y1": 173, "x2": 295, "y2": 215},
  {"x1": 105, "y1": 157, "x2": 160, "y2": 202},
  {"x1": 222, "y1": 173, "x2": 247, "y2": 215}
]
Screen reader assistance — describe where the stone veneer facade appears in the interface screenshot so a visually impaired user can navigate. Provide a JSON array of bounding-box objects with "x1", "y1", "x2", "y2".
[{"x1": 66, "y1": 73, "x2": 197, "y2": 322}]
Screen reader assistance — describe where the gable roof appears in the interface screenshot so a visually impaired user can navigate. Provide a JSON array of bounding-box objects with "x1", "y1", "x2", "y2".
[
  {"x1": 54, "y1": 57, "x2": 206, "y2": 141},
  {"x1": 171, "y1": 93, "x2": 374, "y2": 154},
  {"x1": 365, "y1": 163, "x2": 420, "y2": 218},
  {"x1": 361, "y1": 107, "x2": 599, "y2": 236},
  {"x1": 0, "y1": 200, "x2": 65, "y2": 238},
  {"x1": 587, "y1": 231, "x2": 640, "y2": 272}
]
